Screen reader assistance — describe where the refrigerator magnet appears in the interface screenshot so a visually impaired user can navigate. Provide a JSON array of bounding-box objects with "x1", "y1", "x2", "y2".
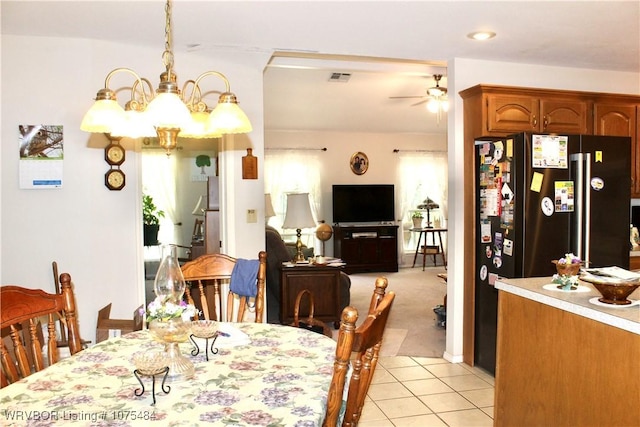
[
  {"x1": 503, "y1": 239, "x2": 513, "y2": 256},
  {"x1": 485, "y1": 246, "x2": 492, "y2": 258},
  {"x1": 530, "y1": 172, "x2": 543, "y2": 193},
  {"x1": 479, "y1": 265, "x2": 488, "y2": 281},
  {"x1": 591, "y1": 177, "x2": 604, "y2": 191},
  {"x1": 541, "y1": 197, "x2": 554, "y2": 216}
]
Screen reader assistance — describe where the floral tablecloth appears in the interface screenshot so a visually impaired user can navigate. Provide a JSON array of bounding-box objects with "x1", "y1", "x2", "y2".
[{"x1": 0, "y1": 323, "x2": 336, "y2": 426}]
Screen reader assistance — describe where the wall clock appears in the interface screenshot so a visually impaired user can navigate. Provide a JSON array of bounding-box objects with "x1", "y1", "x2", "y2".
[
  {"x1": 105, "y1": 141, "x2": 125, "y2": 166},
  {"x1": 105, "y1": 168, "x2": 126, "y2": 191},
  {"x1": 350, "y1": 151, "x2": 369, "y2": 175}
]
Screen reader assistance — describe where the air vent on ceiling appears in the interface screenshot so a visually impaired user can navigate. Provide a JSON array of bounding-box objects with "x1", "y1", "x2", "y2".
[{"x1": 328, "y1": 72, "x2": 351, "y2": 83}]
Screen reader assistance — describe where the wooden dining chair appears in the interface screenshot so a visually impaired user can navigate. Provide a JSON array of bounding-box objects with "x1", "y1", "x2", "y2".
[
  {"x1": 0, "y1": 273, "x2": 83, "y2": 388},
  {"x1": 181, "y1": 251, "x2": 267, "y2": 323},
  {"x1": 51, "y1": 262, "x2": 91, "y2": 349},
  {"x1": 324, "y1": 277, "x2": 395, "y2": 427}
]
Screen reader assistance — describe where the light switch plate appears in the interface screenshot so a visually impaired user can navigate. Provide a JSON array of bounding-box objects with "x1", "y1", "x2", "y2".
[{"x1": 247, "y1": 209, "x2": 257, "y2": 223}]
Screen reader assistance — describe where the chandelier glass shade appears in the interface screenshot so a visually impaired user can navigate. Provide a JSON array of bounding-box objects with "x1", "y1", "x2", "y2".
[{"x1": 80, "y1": 0, "x2": 252, "y2": 152}]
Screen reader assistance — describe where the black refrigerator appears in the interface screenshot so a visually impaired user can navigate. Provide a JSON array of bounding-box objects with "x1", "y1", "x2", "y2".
[{"x1": 474, "y1": 132, "x2": 631, "y2": 374}]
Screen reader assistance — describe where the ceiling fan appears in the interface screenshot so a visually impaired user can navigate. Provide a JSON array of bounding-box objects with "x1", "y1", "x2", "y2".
[{"x1": 389, "y1": 74, "x2": 448, "y2": 108}]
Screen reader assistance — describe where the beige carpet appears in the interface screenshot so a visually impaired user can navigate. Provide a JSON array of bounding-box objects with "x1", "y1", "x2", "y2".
[{"x1": 331, "y1": 266, "x2": 447, "y2": 358}]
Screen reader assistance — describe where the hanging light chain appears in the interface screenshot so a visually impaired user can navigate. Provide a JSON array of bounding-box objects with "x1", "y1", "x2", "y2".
[{"x1": 162, "y1": 0, "x2": 175, "y2": 76}]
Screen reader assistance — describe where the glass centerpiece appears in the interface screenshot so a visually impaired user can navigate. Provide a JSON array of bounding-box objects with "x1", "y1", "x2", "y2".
[
  {"x1": 145, "y1": 244, "x2": 196, "y2": 381},
  {"x1": 551, "y1": 253, "x2": 582, "y2": 290}
]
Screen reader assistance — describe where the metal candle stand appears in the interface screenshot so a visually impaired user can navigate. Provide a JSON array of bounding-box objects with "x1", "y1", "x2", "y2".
[
  {"x1": 189, "y1": 331, "x2": 220, "y2": 361},
  {"x1": 133, "y1": 367, "x2": 171, "y2": 405}
]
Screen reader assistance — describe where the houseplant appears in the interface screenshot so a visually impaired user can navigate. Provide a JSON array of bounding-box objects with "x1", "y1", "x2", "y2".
[
  {"x1": 143, "y1": 194, "x2": 165, "y2": 246},
  {"x1": 411, "y1": 211, "x2": 424, "y2": 229}
]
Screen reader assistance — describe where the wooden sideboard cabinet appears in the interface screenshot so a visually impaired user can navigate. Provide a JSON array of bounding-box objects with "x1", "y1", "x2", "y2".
[
  {"x1": 279, "y1": 264, "x2": 342, "y2": 327},
  {"x1": 333, "y1": 225, "x2": 398, "y2": 274}
]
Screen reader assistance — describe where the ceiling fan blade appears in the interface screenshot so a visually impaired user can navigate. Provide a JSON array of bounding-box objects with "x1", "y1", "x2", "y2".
[
  {"x1": 411, "y1": 99, "x2": 428, "y2": 107},
  {"x1": 389, "y1": 95, "x2": 427, "y2": 99}
]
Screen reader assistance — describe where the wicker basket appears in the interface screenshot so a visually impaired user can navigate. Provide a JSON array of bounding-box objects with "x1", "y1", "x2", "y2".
[{"x1": 552, "y1": 260, "x2": 581, "y2": 276}]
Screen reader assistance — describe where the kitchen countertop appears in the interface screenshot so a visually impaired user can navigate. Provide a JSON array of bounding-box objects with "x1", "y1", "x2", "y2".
[{"x1": 494, "y1": 276, "x2": 640, "y2": 335}]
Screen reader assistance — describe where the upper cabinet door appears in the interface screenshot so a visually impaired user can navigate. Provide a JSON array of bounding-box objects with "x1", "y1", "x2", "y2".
[
  {"x1": 593, "y1": 103, "x2": 636, "y2": 137},
  {"x1": 541, "y1": 99, "x2": 590, "y2": 134},
  {"x1": 486, "y1": 94, "x2": 539, "y2": 133},
  {"x1": 594, "y1": 103, "x2": 639, "y2": 196}
]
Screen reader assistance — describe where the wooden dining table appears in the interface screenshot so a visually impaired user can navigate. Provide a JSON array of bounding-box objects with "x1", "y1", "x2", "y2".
[{"x1": 0, "y1": 322, "x2": 337, "y2": 426}]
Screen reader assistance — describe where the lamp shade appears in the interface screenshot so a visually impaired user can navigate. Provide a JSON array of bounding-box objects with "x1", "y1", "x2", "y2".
[
  {"x1": 208, "y1": 96, "x2": 253, "y2": 134},
  {"x1": 110, "y1": 109, "x2": 156, "y2": 138},
  {"x1": 180, "y1": 111, "x2": 223, "y2": 139},
  {"x1": 80, "y1": 99, "x2": 126, "y2": 133},
  {"x1": 283, "y1": 193, "x2": 316, "y2": 229},
  {"x1": 265, "y1": 193, "x2": 276, "y2": 218},
  {"x1": 145, "y1": 92, "x2": 192, "y2": 129}
]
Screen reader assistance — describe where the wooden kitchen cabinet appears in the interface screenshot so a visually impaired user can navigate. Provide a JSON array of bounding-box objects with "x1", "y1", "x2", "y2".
[
  {"x1": 486, "y1": 93, "x2": 589, "y2": 135},
  {"x1": 593, "y1": 102, "x2": 640, "y2": 194}
]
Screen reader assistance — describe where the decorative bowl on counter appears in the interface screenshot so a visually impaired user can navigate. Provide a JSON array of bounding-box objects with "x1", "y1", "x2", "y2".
[
  {"x1": 579, "y1": 274, "x2": 640, "y2": 305},
  {"x1": 551, "y1": 259, "x2": 582, "y2": 276}
]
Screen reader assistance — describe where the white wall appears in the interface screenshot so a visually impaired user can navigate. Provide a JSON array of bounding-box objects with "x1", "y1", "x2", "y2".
[
  {"x1": 1, "y1": 35, "x2": 269, "y2": 342},
  {"x1": 266, "y1": 130, "x2": 447, "y2": 221}
]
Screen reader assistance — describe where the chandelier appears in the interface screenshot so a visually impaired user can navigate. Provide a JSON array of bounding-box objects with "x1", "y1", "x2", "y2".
[{"x1": 80, "y1": 0, "x2": 252, "y2": 153}]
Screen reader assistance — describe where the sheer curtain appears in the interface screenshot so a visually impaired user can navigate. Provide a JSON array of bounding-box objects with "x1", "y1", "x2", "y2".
[
  {"x1": 396, "y1": 150, "x2": 448, "y2": 257},
  {"x1": 264, "y1": 150, "x2": 323, "y2": 247},
  {"x1": 142, "y1": 151, "x2": 180, "y2": 247}
]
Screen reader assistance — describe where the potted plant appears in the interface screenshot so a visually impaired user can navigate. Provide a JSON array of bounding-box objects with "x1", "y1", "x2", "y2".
[
  {"x1": 411, "y1": 211, "x2": 424, "y2": 229},
  {"x1": 143, "y1": 194, "x2": 165, "y2": 246}
]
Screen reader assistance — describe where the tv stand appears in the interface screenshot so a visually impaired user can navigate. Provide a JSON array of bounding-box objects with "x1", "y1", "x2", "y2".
[{"x1": 333, "y1": 225, "x2": 398, "y2": 274}]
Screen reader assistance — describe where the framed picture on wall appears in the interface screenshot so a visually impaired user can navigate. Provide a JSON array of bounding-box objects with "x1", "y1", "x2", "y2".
[{"x1": 350, "y1": 151, "x2": 368, "y2": 175}]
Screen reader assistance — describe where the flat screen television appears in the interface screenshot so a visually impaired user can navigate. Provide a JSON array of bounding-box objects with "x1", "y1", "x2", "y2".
[{"x1": 332, "y1": 184, "x2": 395, "y2": 224}]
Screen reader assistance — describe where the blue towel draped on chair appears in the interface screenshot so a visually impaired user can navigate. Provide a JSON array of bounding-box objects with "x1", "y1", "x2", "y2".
[{"x1": 230, "y1": 259, "x2": 260, "y2": 298}]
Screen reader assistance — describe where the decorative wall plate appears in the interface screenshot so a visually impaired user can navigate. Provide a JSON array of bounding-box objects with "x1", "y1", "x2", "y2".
[{"x1": 350, "y1": 152, "x2": 368, "y2": 175}]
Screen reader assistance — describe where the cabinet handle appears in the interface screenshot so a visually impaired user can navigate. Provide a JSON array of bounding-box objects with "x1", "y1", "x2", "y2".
[
  {"x1": 532, "y1": 115, "x2": 537, "y2": 128},
  {"x1": 543, "y1": 116, "x2": 548, "y2": 130}
]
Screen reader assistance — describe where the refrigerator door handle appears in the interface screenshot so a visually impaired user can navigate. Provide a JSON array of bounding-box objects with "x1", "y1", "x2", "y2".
[
  {"x1": 571, "y1": 153, "x2": 585, "y2": 264},
  {"x1": 583, "y1": 153, "x2": 591, "y2": 267},
  {"x1": 570, "y1": 152, "x2": 591, "y2": 267}
]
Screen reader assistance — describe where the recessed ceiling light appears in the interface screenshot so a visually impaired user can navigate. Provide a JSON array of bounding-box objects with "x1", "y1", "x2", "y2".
[{"x1": 468, "y1": 31, "x2": 496, "y2": 41}]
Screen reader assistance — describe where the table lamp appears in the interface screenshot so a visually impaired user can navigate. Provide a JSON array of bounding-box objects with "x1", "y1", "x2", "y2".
[
  {"x1": 265, "y1": 193, "x2": 276, "y2": 222},
  {"x1": 283, "y1": 193, "x2": 316, "y2": 262},
  {"x1": 418, "y1": 197, "x2": 440, "y2": 228}
]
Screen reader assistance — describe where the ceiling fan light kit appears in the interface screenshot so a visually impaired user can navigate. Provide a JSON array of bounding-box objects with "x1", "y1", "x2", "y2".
[{"x1": 390, "y1": 74, "x2": 448, "y2": 122}]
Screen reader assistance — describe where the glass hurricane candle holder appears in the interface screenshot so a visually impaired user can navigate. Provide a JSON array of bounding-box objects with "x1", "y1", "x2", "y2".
[{"x1": 154, "y1": 244, "x2": 186, "y2": 303}]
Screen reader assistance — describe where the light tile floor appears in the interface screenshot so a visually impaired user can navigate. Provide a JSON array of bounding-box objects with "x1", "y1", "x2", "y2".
[{"x1": 359, "y1": 356, "x2": 495, "y2": 427}]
